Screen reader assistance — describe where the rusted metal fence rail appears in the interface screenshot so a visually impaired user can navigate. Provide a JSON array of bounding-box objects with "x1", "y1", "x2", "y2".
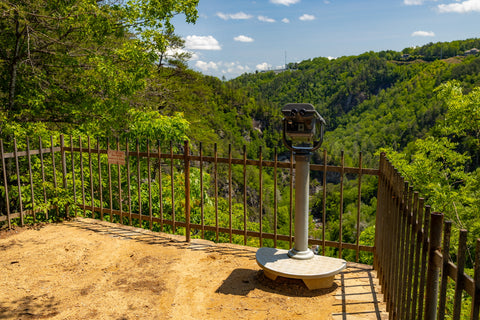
[
  {"x1": 375, "y1": 152, "x2": 480, "y2": 320},
  {"x1": 1, "y1": 135, "x2": 377, "y2": 261},
  {"x1": 4, "y1": 136, "x2": 480, "y2": 318}
]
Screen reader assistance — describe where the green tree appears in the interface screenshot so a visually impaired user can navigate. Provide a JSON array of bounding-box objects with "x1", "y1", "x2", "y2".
[{"x1": 0, "y1": 0, "x2": 198, "y2": 131}]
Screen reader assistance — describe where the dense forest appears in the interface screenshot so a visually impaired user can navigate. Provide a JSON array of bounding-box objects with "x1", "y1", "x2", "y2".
[{"x1": 2, "y1": 1, "x2": 480, "y2": 277}]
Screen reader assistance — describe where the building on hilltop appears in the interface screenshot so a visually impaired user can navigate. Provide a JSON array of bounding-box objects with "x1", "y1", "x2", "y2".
[{"x1": 464, "y1": 48, "x2": 479, "y2": 56}]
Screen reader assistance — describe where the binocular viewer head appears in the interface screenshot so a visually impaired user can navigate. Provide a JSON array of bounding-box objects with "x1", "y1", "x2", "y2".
[{"x1": 281, "y1": 103, "x2": 326, "y2": 153}]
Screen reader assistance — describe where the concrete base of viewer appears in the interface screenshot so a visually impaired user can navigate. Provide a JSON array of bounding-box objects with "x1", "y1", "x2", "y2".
[{"x1": 256, "y1": 247, "x2": 347, "y2": 290}]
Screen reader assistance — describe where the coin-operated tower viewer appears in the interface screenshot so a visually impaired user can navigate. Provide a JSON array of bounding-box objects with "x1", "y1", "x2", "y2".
[{"x1": 255, "y1": 103, "x2": 346, "y2": 290}]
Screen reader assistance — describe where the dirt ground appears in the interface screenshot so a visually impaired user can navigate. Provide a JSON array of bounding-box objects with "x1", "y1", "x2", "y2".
[{"x1": 0, "y1": 218, "x2": 388, "y2": 320}]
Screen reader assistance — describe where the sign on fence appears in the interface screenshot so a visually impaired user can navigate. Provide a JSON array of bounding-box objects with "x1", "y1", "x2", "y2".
[{"x1": 107, "y1": 150, "x2": 126, "y2": 165}]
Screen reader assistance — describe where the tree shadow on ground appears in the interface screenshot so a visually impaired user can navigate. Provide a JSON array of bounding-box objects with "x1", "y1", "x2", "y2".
[
  {"x1": 0, "y1": 293, "x2": 59, "y2": 319},
  {"x1": 67, "y1": 218, "x2": 257, "y2": 260}
]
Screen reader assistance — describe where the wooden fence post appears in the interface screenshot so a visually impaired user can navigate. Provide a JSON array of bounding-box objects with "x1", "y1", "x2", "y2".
[{"x1": 424, "y1": 212, "x2": 443, "y2": 320}]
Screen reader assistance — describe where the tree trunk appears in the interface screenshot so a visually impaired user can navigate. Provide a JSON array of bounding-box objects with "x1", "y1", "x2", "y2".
[{"x1": 8, "y1": 11, "x2": 23, "y2": 112}]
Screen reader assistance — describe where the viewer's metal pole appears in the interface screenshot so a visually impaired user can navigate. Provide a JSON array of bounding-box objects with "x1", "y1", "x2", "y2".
[{"x1": 288, "y1": 152, "x2": 314, "y2": 260}]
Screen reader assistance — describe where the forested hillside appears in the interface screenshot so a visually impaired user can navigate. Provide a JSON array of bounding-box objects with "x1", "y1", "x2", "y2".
[
  {"x1": 2, "y1": 1, "x2": 480, "y2": 279},
  {"x1": 230, "y1": 39, "x2": 480, "y2": 280},
  {"x1": 231, "y1": 42, "x2": 480, "y2": 167}
]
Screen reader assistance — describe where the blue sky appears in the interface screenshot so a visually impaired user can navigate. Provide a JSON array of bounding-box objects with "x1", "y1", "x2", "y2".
[{"x1": 171, "y1": 0, "x2": 480, "y2": 79}]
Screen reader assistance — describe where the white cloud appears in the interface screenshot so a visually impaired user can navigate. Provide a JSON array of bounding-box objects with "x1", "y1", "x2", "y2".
[
  {"x1": 270, "y1": 0, "x2": 301, "y2": 6},
  {"x1": 222, "y1": 62, "x2": 250, "y2": 74},
  {"x1": 164, "y1": 47, "x2": 190, "y2": 59},
  {"x1": 404, "y1": 0, "x2": 425, "y2": 4},
  {"x1": 234, "y1": 35, "x2": 254, "y2": 43},
  {"x1": 216, "y1": 12, "x2": 253, "y2": 20},
  {"x1": 282, "y1": 18, "x2": 290, "y2": 23},
  {"x1": 299, "y1": 14, "x2": 315, "y2": 21},
  {"x1": 411, "y1": 30, "x2": 435, "y2": 37},
  {"x1": 189, "y1": 52, "x2": 200, "y2": 60},
  {"x1": 438, "y1": 0, "x2": 480, "y2": 13},
  {"x1": 194, "y1": 60, "x2": 250, "y2": 76},
  {"x1": 256, "y1": 62, "x2": 272, "y2": 71},
  {"x1": 258, "y1": 15, "x2": 276, "y2": 23},
  {"x1": 185, "y1": 35, "x2": 221, "y2": 50},
  {"x1": 195, "y1": 61, "x2": 218, "y2": 71}
]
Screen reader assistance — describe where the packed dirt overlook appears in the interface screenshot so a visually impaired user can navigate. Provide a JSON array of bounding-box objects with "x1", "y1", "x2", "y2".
[{"x1": 1, "y1": 218, "x2": 387, "y2": 319}]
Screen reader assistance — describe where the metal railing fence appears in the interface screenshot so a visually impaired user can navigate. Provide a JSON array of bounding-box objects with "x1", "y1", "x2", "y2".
[
  {"x1": 375, "y1": 152, "x2": 480, "y2": 320},
  {"x1": 0, "y1": 135, "x2": 377, "y2": 261},
  {"x1": 3, "y1": 136, "x2": 480, "y2": 319}
]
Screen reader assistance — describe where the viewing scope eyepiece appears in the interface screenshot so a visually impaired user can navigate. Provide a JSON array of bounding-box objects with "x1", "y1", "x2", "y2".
[{"x1": 281, "y1": 103, "x2": 326, "y2": 153}]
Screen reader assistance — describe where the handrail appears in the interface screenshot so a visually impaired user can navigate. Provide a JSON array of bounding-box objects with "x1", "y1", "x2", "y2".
[{"x1": 2, "y1": 136, "x2": 480, "y2": 318}]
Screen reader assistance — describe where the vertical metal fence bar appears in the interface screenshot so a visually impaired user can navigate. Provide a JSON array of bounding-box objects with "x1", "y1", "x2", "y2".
[
  {"x1": 0, "y1": 140, "x2": 11, "y2": 229},
  {"x1": 453, "y1": 229, "x2": 468, "y2": 320},
  {"x1": 60, "y1": 135, "x2": 67, "y2": 217},
  {"x1": 39, "y1": 137, "x2": 47, "y2": 219},
  {"x1": 147, "y1": 139, "x2": 153, "y2": 230},
  {"x1": 214, "y1": 143, "x2": 218, "y2": 242},
  {"x1": 136, "y1": 139, "x2": 142, "y2": 228},
  {"x1": 243, "y1": 145, "x2": 247, "y2": 245},
  {"x1": 107, "y1": 138, "x2": 113, "y2": 223},
  {"x1": 200, "y1": 142, "x2": 205, "y2": 238},
  {"x1": 424, "y1": 212, "x2": 443, "y2": 320},
  {"x1": 273, "y1": 147, "x2": 278, "y2": 248},
  {"x1": 417, "y1": 205, "x2": 431, "y2": 320},
  {"x1": 388, "y1": 167, "x2": 399, "y2": 318},
  {"x1": 88, "y1": 136, "x2": 94, "y2": 219},
  {"x1": 26, "y1": 138, "x2": 35, "y2": 222},
  {"x1": 289, "y1": 150, "x2": 293, "y2": 249},
  {"x1": 97, "y1": 138, "x2": 103, "y2": 221},
  {"x1": 70, "y1": 136, "x2": 77, "y2": 217},
  {"x1": 376, "y1": 156, "x2": 385, "y2": 308},
  {"x1": 13, "y1": 138, "x2": 24, "y2": 226},
  {"x1": 228, "y1": 144, "x2": 232, "y2": 243},
  {"x1": 390, "y1": 168, "x2": 401, "y2": 318},
  {"x1": 391, "y1": 172, "x2": 403, "y2": 318},
  {"x1": 405, "y1": 191, "x2": 419, "y2": 319},
  {"x1": 377, "y1": 157, "x2": 386, "y2": 301},
  {"x1": 356, "y1": 151, "x2": 363, "y2": 262},
  {"x1": 471, "y1": 238, "x2": 480, "y2": 320},
  {"x1": 339, "y1": 150, "x2": 344, "y2": 259},
  {"x1": 396, "y1": 180, "x2": 409, "y2": 319},
  {"x1": 374, "y1": 153, "x2": 385, "y2": 284},
  {"x1": 375, "y1": 156, "x2": 384, "y2": 299},
  {"x1": 259, "y1": 146, "x2": 263, "y2": 247},
  {"x1": 126, "y1": 138, "x2": 132, "y2": 226},
  {"x1": 184, "y1": 140, "x2": 191, "y2": 242},
  {"x1": 157, "y1": 140, "x2": 163, "y2": 231},
  {"x1": 373, "y1": 153, "x2": 383, "y2": 292},
  {"x1": 51, "y1": 136, "x2": 58, "y2": 218},
  {"x1": 169, "y1": 141, "x2": 174, "y2": 233},
  {"x1": 79, "y1": 136, "x2": 85, "y2": 217},
  {"x1": 438, "y1": 220, "x2": 452, "y2": 320},
  {"x1": 322, "y1": 149, "x2": 327, "y2": 256},
  {"x1": 394, "y1": 167, "x2": 403, "y2": 318},
  {"x1": 400, "y1": 185, "x2": 413, "y2": 319},
  {"x1": 411, "y1": 198, "x2": 425, "y2": 319},
  {"x1": 116, "y1": 138, "x2": 122, "y2": 224}
]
